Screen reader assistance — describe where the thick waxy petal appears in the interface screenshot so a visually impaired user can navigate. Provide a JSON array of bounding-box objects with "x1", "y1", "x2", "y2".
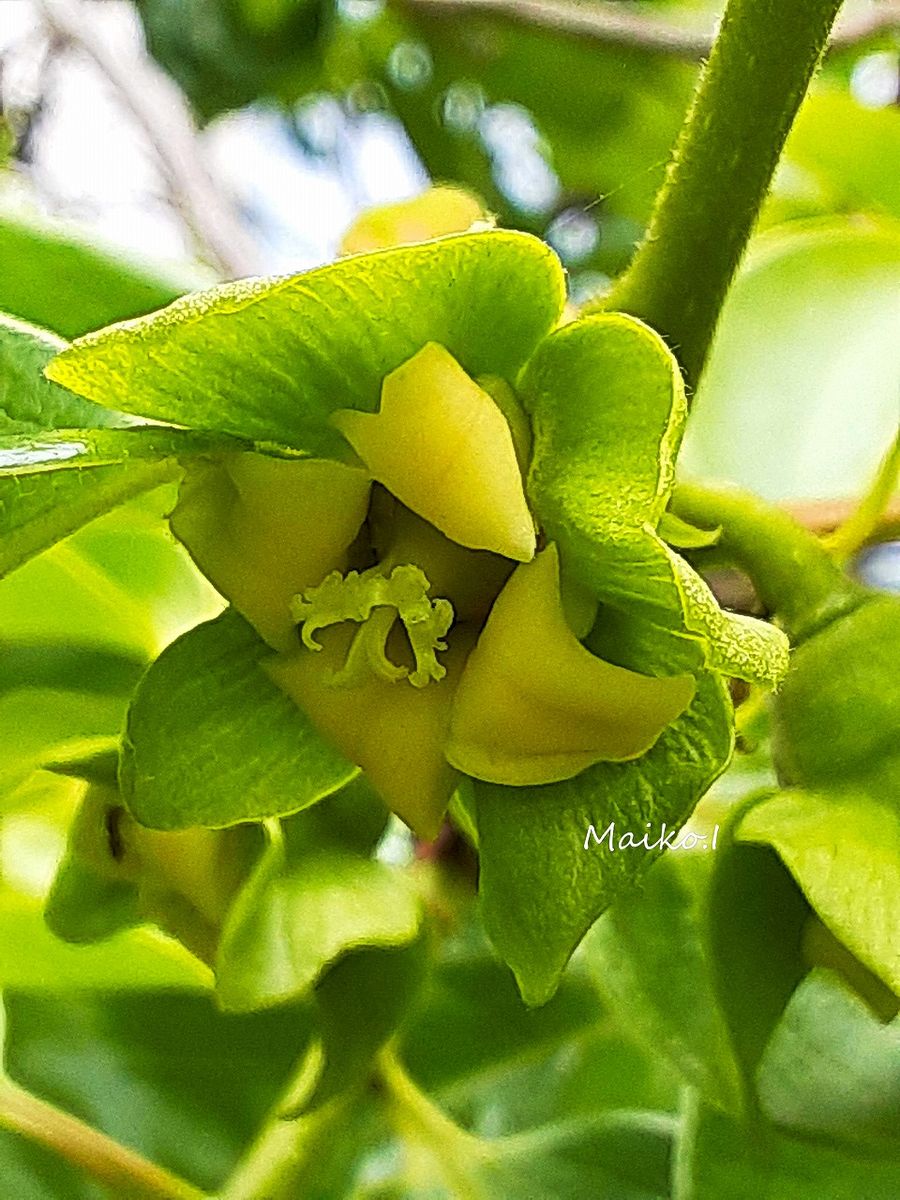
[
  {"x1": 265, "y1": 625, "x2": 476, "y2": 839},
  {"x1": 171, "y1": 453, "x2": 371, "y2": 652},
  {"x1": 332, "y1": 343, "x2": 536, "y2": 563},
  {"x1": 446, "y1": 545, "x2": 696, "y2": 785}
]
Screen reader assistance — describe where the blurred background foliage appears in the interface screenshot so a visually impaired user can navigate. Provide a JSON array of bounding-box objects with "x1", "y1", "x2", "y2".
[{"x1": 0, "y1": 0, "x2": 899, "y2": 1196}]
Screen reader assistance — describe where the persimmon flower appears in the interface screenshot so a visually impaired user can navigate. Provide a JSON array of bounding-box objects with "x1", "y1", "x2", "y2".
[{"x1": 172, "y1": 341, "x2": 695, "y2": 837}]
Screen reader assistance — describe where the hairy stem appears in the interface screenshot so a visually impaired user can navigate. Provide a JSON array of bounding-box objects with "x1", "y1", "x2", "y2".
[
  {"x1": 0, "y1": 1077, "x2": 204, "y2": 1200},
  {"x1": 606, "y1": 0, "x2": 845, "y2": 390},
  {"x1": 672, "y1": 482, "x2": 864, "y2": 642}
]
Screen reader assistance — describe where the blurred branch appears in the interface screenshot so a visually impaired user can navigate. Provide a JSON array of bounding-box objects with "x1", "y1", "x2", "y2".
[
  {"x1": 0, "y1": 1077, "x2": 205, "y2": 1200},
  {"x1": 402, "y1": 0, "x2": 900, "y2": 62},
  {"x1": 38, "y1": 0, "x2": 260, "y2": 278}
]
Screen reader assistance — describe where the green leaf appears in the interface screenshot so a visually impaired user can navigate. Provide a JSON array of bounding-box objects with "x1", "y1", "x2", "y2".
[
  {"x1": 0, "y1": 315, "x2": 120, "y2": 434},
  {"x1": 0, "y1": 459, "x2": 181, "y2": 579},
  {"x1": 772, "y1": 594, "x2": 900, "y2": 796},
  {"x1": 2, "y1": 990, "x2": 312, "y2": 1193},
  {"x1": 679, "y1": 219, "x2": 900, "y2": 502},
  {"x1": 758, "y1": 968, "x2": 900, "y2": 1157},
  {"x1": 121, "y1": 608, "x2": 358, "y2": 829},
  {"x1": 470, "y1": 669, "x2": 733, "y2": 1005},
  {"x1": 584, "y1": 850, "x2": 743, "y2": 1114},
  {"x1": 706, "y1": 809, "x2": 810, "y2": 1100},
  {"x1": 738, "y1": 789, "x2": 900, "y2": 995},
  {"x1": 310, "y1": 940, "x2": 429, "y2": 1109},
  {"x1": 0, "y1": 895, "x2": 210, "y2": 990},
  {"x1": 45, "y1": 231, "x2": 566, "y2": 457},
  {"x1": 522, "y1": 313, "x2": 789, "y2": 686},
  {"x1": 216, "y1": 839, "x2": 421, "y2": 1012},
  {"x1": 786, "y1": 87, "x2": 900, "y2": 221},
  {"x1": 0, "y1": 209, "x2": 190, "y2": 339},
  {"x1": 0, "y1": 315, "x2": 220, "y2": 577},
  {"x1": 681, "y1": 1098, "x2": 900, "y2": 1199}
]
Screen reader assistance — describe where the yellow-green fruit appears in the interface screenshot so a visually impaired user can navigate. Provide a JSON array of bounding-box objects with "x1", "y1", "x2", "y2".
[
  {"x1": 446, "y1": 545, "x2": 696, "y2": 785},
  {"x1": 171, "y1": 452, "x2": 371, "y2": 652},
  {"x1": 332, "y1": 343, "x2": 536, "y2": 563}
]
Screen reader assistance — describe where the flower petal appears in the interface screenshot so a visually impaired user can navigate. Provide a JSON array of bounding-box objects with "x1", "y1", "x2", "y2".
[
  {"x1": 171, "y1": 453, "x2": 371, "y2": 652},
  {"x1": 265, "y1": 625, "x2": 477, "y2": 839},
  {"x1": 332, "y1": 343, "x2": 536, "y2": 563},
  {"x1": 446, "y1": 545, "x2": 696, "y2": 785}
]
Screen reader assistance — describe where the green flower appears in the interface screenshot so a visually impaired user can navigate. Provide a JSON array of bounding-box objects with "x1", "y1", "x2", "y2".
[
  {"x1": 168, "y1": 338, "x2": 706, "y2": 836},
  {"x1": 46, "y1": 230, "x2": 788, "y2": 838}
]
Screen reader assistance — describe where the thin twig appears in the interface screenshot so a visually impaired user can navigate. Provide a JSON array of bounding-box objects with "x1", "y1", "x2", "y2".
[
  {"x1": 38, "y1": 0, "x2": 260, "y2": 278},
  {"x1": 401, "y1": 0, "x2": 900, "y2": 62},
  {"x1": 0, "y1": 1077, "x2": 206, "y2": 1200}
]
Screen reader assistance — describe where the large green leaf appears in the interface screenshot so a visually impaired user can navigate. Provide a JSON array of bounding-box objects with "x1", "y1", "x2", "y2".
[
  {"x1": 758, "y1": 969, "x2": 900, "y2": 1157},
  {"x1": 738, "y1": 789, "x2": 900, "y2": 995},
  {"x1": 0, "y1": 316, "x2": 119, "y2": 434},
  {"x1": 121, "y1": 608, "x2": 357, "y2": 829},
  {"x1": 680, "y1": 219, "x2": 900, "y2": 501},
  {"x1": 786, "y1": 87, "x2": 900, "y2": 220},
  {"x1": 681, "y1": 1099, "x2": 900, "y2": 1199},
  {"x1": 584, "y1": 850, "x2": 743, "y2": 1115},
  {"x1": 0, "y1": 317, "x2": 218, "y2": 578},
  {"x1": 706, "y1": 810, "x2": 810, "y2": 1100},
  {"x1": 45, "y1": 231, "x2": 566, "y2": 457},
  {"x1": 470, "y1": 669, "x2": 733, "y2": 1006},
  {"x1": 2, "y1": 991, "x2": 311, "y2": 1193},
  {"x1": 522, "y1": 313, "x2": 789, "y2": 686},
  {"x1": 0, "y1": 210, "x2": 189, "y2": 339}
]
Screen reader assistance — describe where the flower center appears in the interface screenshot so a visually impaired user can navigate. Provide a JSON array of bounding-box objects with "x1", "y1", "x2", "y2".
[{"x1": 291, "y1": 563, "x2": 454, "y2": 689}]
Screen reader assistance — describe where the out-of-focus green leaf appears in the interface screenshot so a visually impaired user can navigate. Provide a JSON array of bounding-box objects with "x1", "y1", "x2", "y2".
[
  {"x1": 786, "y1": 87, "x2": 900, "y2": 220},
  {"x1": 401, "y1": 943, "x2": 678, "y2": 1137},
  {"x1": 706, "y1": 812, "x2": 810, "y2": 1098},
  {"x1": 680, "y1": 219, "x2": 900, "y2": 501},
  {"x1": 772, "y1": 594, "x2": 900, "y2": 797},
  {"x1": 311, "y1": 940, "x2": 428, "y2": 1109},
  {"x1": 0, "y1": 210, "x2": 190, "y2": 339},
  {"x1": 758, "y1": 969, "x2": 900, "y2": 1156},
  {"x1": 738, "y1": 790, "x2": 900, "y2": 995},
  {"x1": 2, "y1": 991, "x2": 311, "y2": 1193},
  {"x1": 216, "y1": 840, "x2": 421, "y2": 1012},
  {"x1": 0, "y1": 895, "x2": 210, "y2": 990},
  {"x1": 137, "y1": 0, "x2": 329, "y2": 121},
  {"x1": 121, "y1": 608, "x2": 357, "y2": 829},
  {"x1": 681, "y1": 1098, "x2": 900, "y2": 1198},
  {"x1": 46, "y1": 232, "x2": 566, "y2": 457},
  {"x1": 584, "y1": 849, "x2": 743, "y2": 1114}
]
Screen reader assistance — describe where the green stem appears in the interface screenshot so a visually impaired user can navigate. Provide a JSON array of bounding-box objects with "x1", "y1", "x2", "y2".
[
  {"x1": 606, "y1": 0, "x2": 844, "y2": 390},
  {"x1": 825, "y1": 423, "x2": 900, "y2": 563},
  {"x1": 376, "y1": 1047, "x2": 487, "y2": 1200},
  {"x1": 0, "y1": 1077, "x2": 205, "y2": 1200},
  {"x1": 216, "y1": 1042, "x2": 356, "y2": 1200},
  {"x1": 672, "y1": 482, "x2": 864, "y2": 642}
]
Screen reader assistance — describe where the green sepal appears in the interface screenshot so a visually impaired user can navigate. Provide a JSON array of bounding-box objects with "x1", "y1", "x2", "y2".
[
  {"x1": 45, "y1": 231, "x2": 566, "y2": 458},
  {"x1": 469, "y1": 667, "x2": 734, "y2": 1006},
  {"x1": 121, "y1": 608, "x2": 358, "y2": 829},
  {"x1": 522, "y1": 313, "x2": 789, "y2": 686}
]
